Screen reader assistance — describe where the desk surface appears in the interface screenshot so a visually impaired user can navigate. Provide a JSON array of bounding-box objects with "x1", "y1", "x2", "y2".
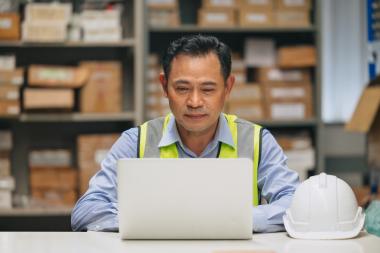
[{"x1": 0, "y1": 231, "x2": 379, "y2": 253}]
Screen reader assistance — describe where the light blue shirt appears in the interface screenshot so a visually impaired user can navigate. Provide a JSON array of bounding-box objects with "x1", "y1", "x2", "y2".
[{"x1": 71, "y1": 114, "x2": 300, "y2": 232}]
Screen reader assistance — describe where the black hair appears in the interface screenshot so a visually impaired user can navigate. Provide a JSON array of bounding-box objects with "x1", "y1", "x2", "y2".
[{"x1": 162, "y1": 34, "x2": 232, "y2": 81}]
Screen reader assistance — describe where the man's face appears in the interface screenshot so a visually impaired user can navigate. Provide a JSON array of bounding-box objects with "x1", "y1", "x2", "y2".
[{"x1": 159, "y1": 52, "x2": 234, "y2": 134}]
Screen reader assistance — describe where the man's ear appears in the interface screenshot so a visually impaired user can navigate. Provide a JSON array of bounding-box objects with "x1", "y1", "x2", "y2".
[
  {"x1": 159, "y1": 72, "x2": 168, "y2": 97},
  {"x1": 224, "y1": 74, "x2": 235, "y2": 98}
]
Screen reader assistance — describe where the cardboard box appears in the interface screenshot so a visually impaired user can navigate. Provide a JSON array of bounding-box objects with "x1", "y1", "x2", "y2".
[
  {"x1": 0, "y1": 68, "x2": 24, "y2": 86},
  {"x1": 0, "y1": 100, "x2": 19, "y2": 115},
  {"x1": 0, "y1": 190, "x2": 12, "y2": 209},
  {"x1": 0, "y1": 85, "x2": 19, "y2": 100},
  {"x1": 239, "y1": 0, "x2": 274, "y2": 10},
  {"x1": 227, "y1": 100, "x2": 265, "y2": 120},
  {"x1": 23, "y1": 88, "x2": 74, "y2": 110},
  {"x1": 0, "y1": 55, "x2": 16, "y2": 71},
  {"x1": 28, "y1": 65, "x2": 89, "y2": 88},
  {"x1": 275, "y1": 10, "x2": 310, "y2": 27},
  {"x1": 147, "y1": 0, "x2": 178, "y2": 10},
  {"x1": 244, "y1": 38, "x2": 276, "y2": 67},
  {"x1": 198, "y1": 8, "x2": 236, "y2": 27},
  {"x1": 256, "y1": 67, "x2": 310, "y2": 83},
  {"x1": 31, "y1": 189, "x2": 77, "y2": 207},
  {"x1": 148, "y1": 9, "x2": 180, "y2": 28},
  {"x1": 285, "y1": 147, "x2": 315, "y2": 169},
  {"x1": 29, "y1": 149, "x2": 71, "y2": 168},
  {"x1": 0, "y1": 159, "x2": 11, "y2": 177},
  {"x1": 83, "y1": 26, "x2": 122, "y2": 42},
  {"x1": 275, "y1": 0, "x2": 311, "y2": 10},
  {"x1": 231, "y1": 58, "x2": 246, "y2": 72},
  {"x1": 25, "y1": 3, "x2": 72, "y2": 24},
  {"x1": 263, "y1": 82, "x2": 312, "y2": 101},
  {"x1": 202, "y1": 0, "x2": 239, "y2": 9},
  {"x1": 0, "y1": 131, "x2": 12, "y2": 150},
  {"x1": 0, "y1": 176, "x2": 15, "y2": 190},
  {"x1": 265, "y1": 100, "x2": 312, "y2": 119},
  {"x1": 239, "y1": 8, "x2": 274, "y2": 27},
  {"x1": 0, "y1": 13, "x2": 20, "y2": 40},
  {"x1": 346, "y1": 84, "x2": 380, "y2": 171},
  {"x1": 77, "y1": 134, "x2": 119, "y2": 194},
  {"x1": 30, "y1": 167, "x2": 77, "y2": 191},
  {"x1": 0, "y1": 158, "x2": 11, "y2": 177},
  {"x1": 229, "y1": 83, "x2": 262, "y2": 102},
  {"x1": 80, "y1": 61, "x2": 122, "y2": 113},
  {"x1": 274, "y1": 132, "x2": 312, "y2": 150},
  {"x1": 22, "y1": 22, "x2": 67, "y2": 43},
  {"x1": 80, "y1": 9, "x2": 121, "y2": 30},
  {"x1": 233, "y1": 70, "x2": 247, "y2": 84},
  {"x1": 148, "y1": 54, "x2": 160, "y2": 67},
  {"x1": 277, "y1": 45, "x2": 317, "y2": 68}
]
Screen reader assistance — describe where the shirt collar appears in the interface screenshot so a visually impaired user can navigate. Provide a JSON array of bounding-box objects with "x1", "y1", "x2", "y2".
[{"x1": 158, "y1": 114, "x2": 236, "y2": 149}]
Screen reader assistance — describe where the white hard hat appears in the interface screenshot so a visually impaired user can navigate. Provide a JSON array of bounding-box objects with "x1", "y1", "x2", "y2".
[{"x1": 283, "y1": 172, "x2": 365, "y2": 239}]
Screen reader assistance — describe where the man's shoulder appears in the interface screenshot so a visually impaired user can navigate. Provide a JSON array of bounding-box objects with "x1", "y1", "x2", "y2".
[{"x1": 234, "y1": 116, "x2": 262, "y2": 128}]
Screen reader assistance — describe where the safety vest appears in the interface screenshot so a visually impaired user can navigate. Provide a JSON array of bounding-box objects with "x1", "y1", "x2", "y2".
[{"x1": 137, "y1": 113, "x2": 263, "y2": 206}]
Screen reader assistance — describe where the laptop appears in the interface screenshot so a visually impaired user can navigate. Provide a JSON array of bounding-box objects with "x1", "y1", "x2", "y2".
[{"x1": 117, "y1": 158, "x2": 253, "y2": 240}]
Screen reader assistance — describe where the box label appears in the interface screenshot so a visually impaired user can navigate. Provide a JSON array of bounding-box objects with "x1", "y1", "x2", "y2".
[
  {"x1": 246, "y1": 13, "x2": 268, "y2": 23},
  {"x1": 0, "y1": 18, "x2": 12, "y2": 29},
  {"x1": 271, "y1": 103, "x2": 305, "y2": 119},
  {"x1": 206, "y1": 13, "x2": 228, "y2": 23}
]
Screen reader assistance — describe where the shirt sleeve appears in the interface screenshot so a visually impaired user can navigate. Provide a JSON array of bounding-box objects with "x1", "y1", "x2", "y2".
[
  {"x1": 71, "y1": 127, "x2": 139, "y2": 232},
  {"x1": 252, "y1": 129, "x2": 300, "y2": 233}
]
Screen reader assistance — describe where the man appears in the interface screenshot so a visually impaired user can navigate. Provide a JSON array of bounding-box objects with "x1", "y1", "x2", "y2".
[{"x1": 71, "y1": 34, "x2": 299, "y2": 232}]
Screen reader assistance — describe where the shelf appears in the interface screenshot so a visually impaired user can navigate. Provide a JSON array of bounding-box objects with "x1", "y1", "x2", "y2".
[
  {"x1": 254, "y1": 118, "x2": 318, "y2": 128},
  {"x1": 149, "y1": 25, "x2": 316, "y2": 33},
  {"x1": 0, "y1": 39, "x2": 135, "y2": 48},
  {"x1": 0, "y1": 207, "x2": 72, "y2": 217},
  {"x1": 18, "y1": 112, "x2": 136, "y2": 122}
]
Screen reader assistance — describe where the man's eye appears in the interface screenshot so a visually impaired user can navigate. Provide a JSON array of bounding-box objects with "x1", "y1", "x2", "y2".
[
  {"x1": 202, "y1": 89, "x2": 214, "y2": 93},
  {"x1": 177, "y1": 87, "x2": 189, "y2": 92}
]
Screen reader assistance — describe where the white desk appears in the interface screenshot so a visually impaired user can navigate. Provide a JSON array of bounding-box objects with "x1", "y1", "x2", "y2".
[{"x1": 0, "y1": 231, "x2": 379, "y2": 253}]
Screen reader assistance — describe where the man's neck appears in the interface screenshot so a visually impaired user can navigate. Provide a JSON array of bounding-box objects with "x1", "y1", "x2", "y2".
[{"x1": 176, "y1": 119, "x2": 219, "y2": 157}]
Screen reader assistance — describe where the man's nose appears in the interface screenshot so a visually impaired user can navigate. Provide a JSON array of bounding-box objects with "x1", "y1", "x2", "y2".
[{"x1": 187, "y1": 90, "x2": 203, "y2": 108}]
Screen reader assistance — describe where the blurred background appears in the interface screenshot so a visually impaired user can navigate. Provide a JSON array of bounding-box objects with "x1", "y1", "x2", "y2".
[{"x1": 0, "y1": 0, "x2": 379, "y2": 231}]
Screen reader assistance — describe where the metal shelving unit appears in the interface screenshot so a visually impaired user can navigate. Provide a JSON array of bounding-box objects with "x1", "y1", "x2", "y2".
[{"x1": 0, "y1": 0, "x2": 145, "y2": 226}]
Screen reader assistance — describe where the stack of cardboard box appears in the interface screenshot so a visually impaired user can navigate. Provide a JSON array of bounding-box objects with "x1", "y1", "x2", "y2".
[
  {"x1": 23, "y1": 61, "x2": 122, "y2": 113},
  {"x1": 273, "y1": 131, "x2": 315, "y2": 181},
  {"x1": 0, "y1": 13, "x2": 20, "y2": 41},
  {"x1": 81, "y1": 9, "x2": 122, "y2": 42},
  {"x1": 29, "y1": 149, "x2": 77, "y2": 207},
  {"x1": 0, "y1": 55, "x2": 23, "y2": 116},
  {"x1": 198, "y1": 0, "x2": 311, "y2": 28},
  {"x1": 258, "y1": 67, "x2": 313, "y2": 120},
  {"x1": 242, "y1": 38, "x2": 316, "y2": 120},
  {"x1": 145, "y1": 54, "x2": 170, "y2": 119},
  {"x1": 77, "y1": 134, "x2": 119, "y2": 195},
  {"x1": 0, "y1": 131, "x2": 15, "y2": 209},
  {"x1": 147, "y1": 0, "x2": 180, "y2": 28},
  {"x1": 226, "y1": 53, "x2": 265, "y2": 120},
  {"x1": 22, "y1": 3, "x2": 72, "y2": 43},
  {"x1": 23, "y1": 64, "x2": 89, "y2": 111}
]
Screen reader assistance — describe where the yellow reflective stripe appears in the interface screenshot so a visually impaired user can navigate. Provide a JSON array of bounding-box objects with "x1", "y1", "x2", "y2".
[
  {"x1": 219, "y1": 114, "x2": 238, "y2": 158},
  {"x1": 253, "y1": 124, "x2": 262, "y2": 206},
  {"x1": 139, "y1": 122, "x2": 148, "y2": 158},
  {"x1": 160, "y1": 114, "x2": 179, "y2": 158}
]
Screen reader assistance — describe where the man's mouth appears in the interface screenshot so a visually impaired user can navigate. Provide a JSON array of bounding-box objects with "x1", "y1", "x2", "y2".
[{"x1": 184, "y1": 114, "x2": 207, "y2": 120}]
